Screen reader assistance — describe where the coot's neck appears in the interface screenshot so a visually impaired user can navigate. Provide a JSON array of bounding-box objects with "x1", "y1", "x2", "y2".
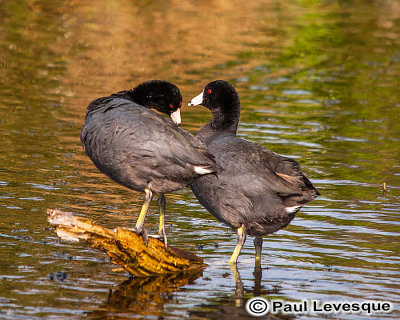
[
  {"x1": 197, "y1": 96, "x2": 240, "y2": 142},
  {"x1": 110, "y1": 90, "x2": 150, "y2": 108},
  {"x1": 127, "y1": 88, "x2": 149, "y2": 108}
]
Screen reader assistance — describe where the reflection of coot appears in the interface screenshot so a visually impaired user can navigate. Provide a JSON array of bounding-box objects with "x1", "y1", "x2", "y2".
[
  {"x1": 189, "y1": 267, "x2": 283, "y2": 320},
  {"x1": 81, "y1": 80, "x2": 216, "y2": 246},
  {"x1": 189, "y1": 80, "x2": 320, "y2": 264}
]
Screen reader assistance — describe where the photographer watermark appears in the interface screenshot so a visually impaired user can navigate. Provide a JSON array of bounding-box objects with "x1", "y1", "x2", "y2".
[{"x1": 245, "y1": 297, "x2": 393, "y2": 317}]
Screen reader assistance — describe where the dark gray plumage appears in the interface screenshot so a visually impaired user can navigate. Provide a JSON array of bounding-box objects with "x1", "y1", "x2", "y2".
[
  {"x1": 81, "y1": 80, "x2": 216, "y2": 246},
  {"x1": 189, "y1": 80, "x2": 320, "y2": 265}
]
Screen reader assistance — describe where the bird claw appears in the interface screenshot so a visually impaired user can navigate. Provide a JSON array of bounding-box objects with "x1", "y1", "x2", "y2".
[
  {"x1": 131, "y1": 226, "x2": 149, "y2": 246},
  {"x1": 129, "y1": 227, "x2": 167, "y2": 249},
  {"x1": 159, "y1": 229, "x2": 168, "y2": 250},
  {"x1": 149, "y1": 232, "x2": 168, "y2": 250}
]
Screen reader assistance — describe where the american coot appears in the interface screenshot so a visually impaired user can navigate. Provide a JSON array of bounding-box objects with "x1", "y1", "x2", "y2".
[
  {"x1": 188, "y1": 80, "x2": 320, "y2": 265},
  {"x1": 81, "y1": 80, "x2": 216, "y2": 247}
]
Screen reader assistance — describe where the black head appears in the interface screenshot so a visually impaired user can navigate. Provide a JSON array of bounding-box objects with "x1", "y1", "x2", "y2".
[
  {"x1": 130, "y1": 80, "x2": 182, "y2": 125},
  {"x1": 189, "y1": 80, "x2": 240, "y2": 132}
]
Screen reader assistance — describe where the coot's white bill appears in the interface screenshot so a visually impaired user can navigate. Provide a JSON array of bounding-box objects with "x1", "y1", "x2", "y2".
[
  {"x1": 170, "y1": 108, "x2": 181, "y2": 126},
  {"x1": 188, "y1": 91, "x2": 203, "y2": 106}
]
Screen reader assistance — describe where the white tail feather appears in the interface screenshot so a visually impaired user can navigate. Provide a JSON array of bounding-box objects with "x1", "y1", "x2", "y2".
[
  {"x1": 194, "y1": 166, "x2": 213, "y2": 175},
  {"x1": 285, "y1": 205, "x2": 301, "y2": 214}
]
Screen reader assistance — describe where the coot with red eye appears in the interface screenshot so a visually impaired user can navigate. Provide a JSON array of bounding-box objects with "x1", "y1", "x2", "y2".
[
  {"x1": 188, "y1": 80, "x2": 319, "y2": 265},
  {"x1": 81, "y1": 80, "x2": 216, "y2": 247}
]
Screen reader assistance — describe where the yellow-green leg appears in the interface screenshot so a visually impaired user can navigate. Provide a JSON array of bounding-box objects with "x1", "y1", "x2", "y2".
[
  {"x1": 157, "y1": 193, "x2": 168, "y2": 249},
  {"x1": 229, "y1": 225, "x2": 246, "y2": 265},
  {"x1": 254, "y1": 235, "x2": 263, "y2": 266},
  {"x1": 135, "y1": 188, "x2": 153, "y2": 245}
]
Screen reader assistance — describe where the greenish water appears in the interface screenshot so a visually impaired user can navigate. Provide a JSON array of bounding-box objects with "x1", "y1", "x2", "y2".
[{"x1": 0, "y1": 0, "x2": 399, "y2": 319}]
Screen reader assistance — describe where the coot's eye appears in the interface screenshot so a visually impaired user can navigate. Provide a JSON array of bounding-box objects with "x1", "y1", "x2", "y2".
[
  {"x1": 179, "y1": 101, "x2": 182, "y2": 108},
  {"x1": 169, "y1": 104, "x2": 174, "y2": 109},
  {"x1": 207, "y1": 89, "x2": 212, "y2": 94}
]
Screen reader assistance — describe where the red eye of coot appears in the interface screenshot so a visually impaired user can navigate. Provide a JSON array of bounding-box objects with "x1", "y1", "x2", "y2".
[
  {"x1": 179, "y1": 101, "x2": 182, "y2": 108},
  {"x1": 207, "y1": 89, "x2": 212, "y2": 94},
  {"x1": 169, "y1": 104, "x2": 174, "y2": 109}
]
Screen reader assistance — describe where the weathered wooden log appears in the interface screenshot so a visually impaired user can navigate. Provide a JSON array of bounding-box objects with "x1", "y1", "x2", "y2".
[{"x1": 47, "y1": 209, "x2": 206, "y2": 277}]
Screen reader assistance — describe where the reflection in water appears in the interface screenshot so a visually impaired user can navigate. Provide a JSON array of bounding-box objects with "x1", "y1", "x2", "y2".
[
  {"x1": 0, "y1": 0, "x2": 400, "y2": 319},
  {"x1": 88, "y1": 270, "x2": 203, "y2": 319},
  {"x1": 190, "y1": 265, "x2": 291, "y2": 320}
]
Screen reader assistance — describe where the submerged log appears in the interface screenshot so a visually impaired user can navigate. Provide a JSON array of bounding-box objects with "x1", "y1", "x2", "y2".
[{"x1": 47, "y1": 209, "x2": 206, "y2": 277}]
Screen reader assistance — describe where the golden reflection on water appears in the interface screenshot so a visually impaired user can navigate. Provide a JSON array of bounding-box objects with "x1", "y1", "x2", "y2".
[
  {"x1": 59, "y1": 0, "x2": 293, "y2": 114},
  {"x1": 1, "y1": 0, "x2": 400, "y2": 319},
  {"x1": 88, "y1": 270, "x2": 203, "y2": 319}
]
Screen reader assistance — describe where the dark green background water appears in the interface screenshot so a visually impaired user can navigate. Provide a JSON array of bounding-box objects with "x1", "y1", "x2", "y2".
[{"x1": 0, "y1": 0, "x2": 399, "y2": 319}]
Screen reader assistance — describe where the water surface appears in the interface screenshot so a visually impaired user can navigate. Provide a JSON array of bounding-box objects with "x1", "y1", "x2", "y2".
[{"x1": 0, "y1": 0, "x2": 399, "y2": 319}]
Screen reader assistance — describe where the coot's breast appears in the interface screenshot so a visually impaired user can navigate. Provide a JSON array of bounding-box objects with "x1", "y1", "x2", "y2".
[{"x1": 191, "y1": 132, "x2": 308, "y2": 236}]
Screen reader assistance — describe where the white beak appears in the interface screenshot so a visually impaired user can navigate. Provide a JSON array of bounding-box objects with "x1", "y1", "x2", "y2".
[
  {"x1": 188, "y1": 91, "x2": 204, "y2": 106},
  {"x1": 170, "y1": 108, "x2": 181, "y2": 126}
]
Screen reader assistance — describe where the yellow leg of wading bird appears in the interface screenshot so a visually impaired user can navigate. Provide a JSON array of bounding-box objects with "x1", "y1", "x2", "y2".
[
  {"x1": 229, "y1": 225, "x2": 246, "y2": 265},
  {"x1": 135, "y1": 187, "x2": 153, "y2": 244},
  {"x1": 254, "y1": 235, "x2": 263, "y2": 265},
  {"x1": 158, "y1": 193, "x2": 168, "y2": 249}
]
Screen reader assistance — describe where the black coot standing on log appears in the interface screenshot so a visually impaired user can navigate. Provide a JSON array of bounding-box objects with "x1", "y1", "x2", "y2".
[
  {"x1": 188, "y1": 80, "x2": 320, "y2": 265},
  {"x1": 81, "y1": 80, "x2": 216, "y2": 247}
]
